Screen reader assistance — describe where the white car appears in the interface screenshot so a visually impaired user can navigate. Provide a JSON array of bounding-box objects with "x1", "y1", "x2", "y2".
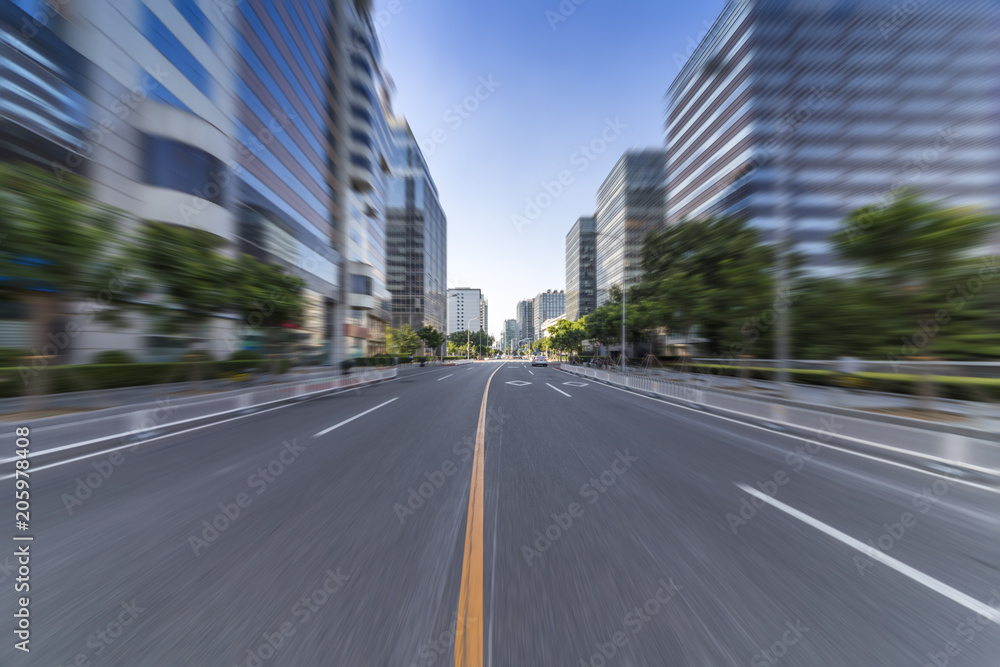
[{"x1": 531, "y1": 356, "x2": 547, "y2": 367}]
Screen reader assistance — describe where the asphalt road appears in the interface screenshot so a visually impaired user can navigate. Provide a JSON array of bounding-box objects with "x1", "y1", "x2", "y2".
[{"x1": 1, "y1": 361, "x2": 998, "y2": 666}]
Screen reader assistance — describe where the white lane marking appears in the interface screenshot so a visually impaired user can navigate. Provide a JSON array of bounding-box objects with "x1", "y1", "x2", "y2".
[
  {"x1": 562, "y1": 369, "x2": 1000, "y2": 496},
  {"x1": 546, "y1": 383, "x2": 571, "y2": 398},
  {"x1": 737, "y1": 484, "x2": 1000, "y2": 623},
  {"x1": 437, "y1": 374, "x2": 454, "y2": 382},
  {"x1": 528, "y1": 371, "x2": 534, "y2": 375},
  {"x1": 313, "y1": 398, "x2": 398, "y2": 437}
]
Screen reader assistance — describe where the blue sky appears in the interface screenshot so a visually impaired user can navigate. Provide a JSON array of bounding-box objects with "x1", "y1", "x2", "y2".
[{"x1": 374, "y1": 0, "x2": 728, "y2": 338}]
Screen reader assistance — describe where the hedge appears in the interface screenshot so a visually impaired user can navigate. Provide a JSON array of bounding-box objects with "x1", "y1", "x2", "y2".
[
  {"x1": 0, "y1": 359, "x2": 279, "y2": 398},
  {"x1": 92, "y1": 350, "x2": 137, "y2": 365},
  {"x1": 349, "y1": 355, "x2": 464, "y2": 367}
]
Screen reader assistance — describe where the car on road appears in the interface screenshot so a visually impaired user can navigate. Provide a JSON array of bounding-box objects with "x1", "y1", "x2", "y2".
[{"x1": 531, "y1": 356, "x2": 547, "y2": 367}]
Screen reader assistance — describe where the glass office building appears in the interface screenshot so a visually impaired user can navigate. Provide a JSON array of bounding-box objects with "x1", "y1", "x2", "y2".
[
  {"x1": 339, "y1": 0, "x2": 393, "y2": 357},
  {"x1": 385, "y1": 117, "x2": 447, "y2": 334},
  {"x1": 532, "y1": 290, "x2": 565, "y2": 334},
  {"x1": 3, "y1": 0, "x2": 350, "y2": 362},
  {"x1": 666, "y1": 0, "x2": 1000, "y2": 273},
  {"x1": 595, "y1": 150, "x2": 666, "y2": 306},
  {"x1": 516, "y1": 299, "x2": 534, "y2": 345},
  {"x1": 565, "y1": 216, "x2": 597, "y2": 321},
  {"x1": 503, "y1": 319, "x2": 517, "y2": 352},
  {"x1": 231, "y1": 0, "x2": 342, "y2": 360},
  {"x1": 1, "y1": 0, "x2": 88, "y2": 166}
]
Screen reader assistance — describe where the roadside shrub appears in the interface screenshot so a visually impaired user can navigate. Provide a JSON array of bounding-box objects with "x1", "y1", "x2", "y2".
[
  {"x1": 92, "y1": 350, "x2": 137, "y2": 365},
  {"x1": 0, "y1": 349, "x2": 29, "y2": 367},
  {"x1": 180, "y1": 349, "x2": 216, "y2": 363},
  {"x1": 229, "y1": 350, "x2": 263, "y2": 363}
]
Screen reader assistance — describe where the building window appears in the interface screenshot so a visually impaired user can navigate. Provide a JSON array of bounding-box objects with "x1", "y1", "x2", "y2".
[
  {"x1": 350, "y1": 274, "x2": 372, "y2": 295},
  {"x1": 143, "y1": 134, "x2": 226, "y2": 205}
]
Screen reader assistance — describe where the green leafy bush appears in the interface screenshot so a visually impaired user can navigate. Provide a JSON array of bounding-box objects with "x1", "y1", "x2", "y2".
[
  {"x1": 0, "y1": 349, "x2": 29, "y2": 367},
  {"x1": 229, "y1": 350, "x2": 263, "y2": 363},
  {"x1": 180, "y1": 349, "x2": 215, "y2": 363},
  {"x1": 92, "y1": 350, "x2": 137, "y2": 365}
]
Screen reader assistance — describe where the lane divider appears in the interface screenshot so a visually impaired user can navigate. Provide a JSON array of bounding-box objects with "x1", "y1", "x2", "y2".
[
  {"x1": 312, "y1": 398, "x2": 398, "y2": 437},
  {"x1": 737, "y1": 483, "x2": 1000, "y2": 623},
  {"x1": 455, "y1": 362, "x2": 506, "y2": 667},
  {"x1": 546, "y1": 383, "x2": 571, "y2": 398}
]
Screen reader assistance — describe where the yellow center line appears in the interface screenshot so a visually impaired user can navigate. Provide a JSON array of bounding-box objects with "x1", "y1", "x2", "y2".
[{"x1": 455, "y1": 362, "x2": 505, "y2": 667}]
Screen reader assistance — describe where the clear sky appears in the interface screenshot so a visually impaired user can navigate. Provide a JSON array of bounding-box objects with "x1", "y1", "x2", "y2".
[{"x1": 374, "y1": 0, "x2": 728, "y2": 339}]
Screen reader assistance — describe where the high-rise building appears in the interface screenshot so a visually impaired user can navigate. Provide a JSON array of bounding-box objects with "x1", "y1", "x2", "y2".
[
  {"x1": 386, "y1": 117, "x2": 447, "y2": 334},
  {"x1": 447, "y1": 288, "x2": 481, "y2": 334},
  {"x1": 20, "y1": 0, "x2": 347, "y2": 363},
  {"x1": 503, "y1": 319, "x2": 517, "y2": 352},
  {"x1": 338, "y1": 0, "x2": 394, "y2": 358},
  {"x1": 532, "y1": 290, "x2": 565, "y2": 334},
  {"x1": 595, "y1": 150, "x2": 666, "y2": 306},
  {"x1": 565, "y1": 216, "x2": 597, "y2": 321},
  {"x1": 0, "y1": 1, "x2": 89, "y2": 350},
  {"x1": 479, "y1": 297, "x2": 488, "y2": 337},
  {"x1": 516, "y1": 299, "x2": 534, "y2": 344},
  {"x1": 666, "y1": 0, "x2": 1000, "y2": 273}
]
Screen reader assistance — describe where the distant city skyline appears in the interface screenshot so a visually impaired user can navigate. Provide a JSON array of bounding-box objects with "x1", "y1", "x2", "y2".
[{"x1": 375, "y1": 0, "x2": 728, "y2": 338}]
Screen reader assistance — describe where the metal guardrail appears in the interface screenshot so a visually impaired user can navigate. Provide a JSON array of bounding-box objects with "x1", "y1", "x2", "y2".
[
  {"x1": 0, "y1": 368, "x2": 397, "y2": 465},
  {"x1": 563, "y1": 366, "x2": 1000, "y2": 478}
]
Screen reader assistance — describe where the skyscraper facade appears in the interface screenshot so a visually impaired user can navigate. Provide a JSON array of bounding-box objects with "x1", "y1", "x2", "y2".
[
  {"x1": 532, "y1": 290, "x2": 565, "y2": 333},
  {"x1": 339, "y1": 0, "x2": 393, "y2": 357},
  {"x1": 6, "y1": 0, "x2": 348, "y2": 362},
  {"x1": 503, "y1": 319, "x2": 517, "y2": 352},
  {"x1": 447, "y1": 288, "x2": 481, "y2": 335},
  {"x1": 666, "y1": 0, "x2": 1000, "y2": 273},
  {"x1": 595, "y1": 150, "x2": 666, "y2": 306},
  {"x1": 479, "y1": 297, "x2": 488, "y2": 337},
  {"x1": 516, "y1": 299, "x2": 534, "y2": 345},
  {"x1": 565, "y1": 216, "x2": 597, "y2": 321},
  {"x1": 386, "y1": 117, "x2": 447, "y2": 334}
]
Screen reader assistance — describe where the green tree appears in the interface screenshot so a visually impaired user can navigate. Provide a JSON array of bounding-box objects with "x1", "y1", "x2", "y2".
[
  {"x1": 830, "y1": 191, "x2": 1000, "y2": 360},
  {"x1": 128, "y1": 222, "x2": 237, "y2": 380},
  {"x1": 448, "y1": 329, "x2": 491, "y2": 357},
  {"x1": 229, "y1": 254, "x2": 305, "y2": 374},
  {"x1": 548, "y1": 319, "x2": 587, "y2": 361},
  {"x1": 832, "y1": 189, "x2": 998, "y2": 290},
  {"x1": 583, "y1": 302, "x2": 620, "y2": 357},
  {"x1": 130, "y1": 222, "x2": 234, "y2": 339},
  {"x1": 416, "y1": 325, "x2": 445, "y2": 359},
  {"x1": 0, "y1": 162, "x2": 120, "y2": 399},
  {"x1": 639, "y1": 217, "x2": 775, "y2": 356},
  {"x1": 387, "y1": 324, "x2": 422, "y2": 356}
]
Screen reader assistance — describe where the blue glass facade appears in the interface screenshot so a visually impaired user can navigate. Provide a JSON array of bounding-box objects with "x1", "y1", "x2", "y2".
[
  {"x1": 142, "y1": 4, "x2": 213, "y2": 99},
  {"x1": 666, "y1": 0, "x2": 1000, "y2": 273}
]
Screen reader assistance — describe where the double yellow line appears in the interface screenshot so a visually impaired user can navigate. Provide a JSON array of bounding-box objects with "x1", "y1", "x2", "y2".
[{"x1": 454, "y1": 363, "x2": 504, "y2": 667}]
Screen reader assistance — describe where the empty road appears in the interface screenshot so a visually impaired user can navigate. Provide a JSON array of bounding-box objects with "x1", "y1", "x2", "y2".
[{"x1": 2, "y1": 361, "x2": 998, "y2": 666}]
